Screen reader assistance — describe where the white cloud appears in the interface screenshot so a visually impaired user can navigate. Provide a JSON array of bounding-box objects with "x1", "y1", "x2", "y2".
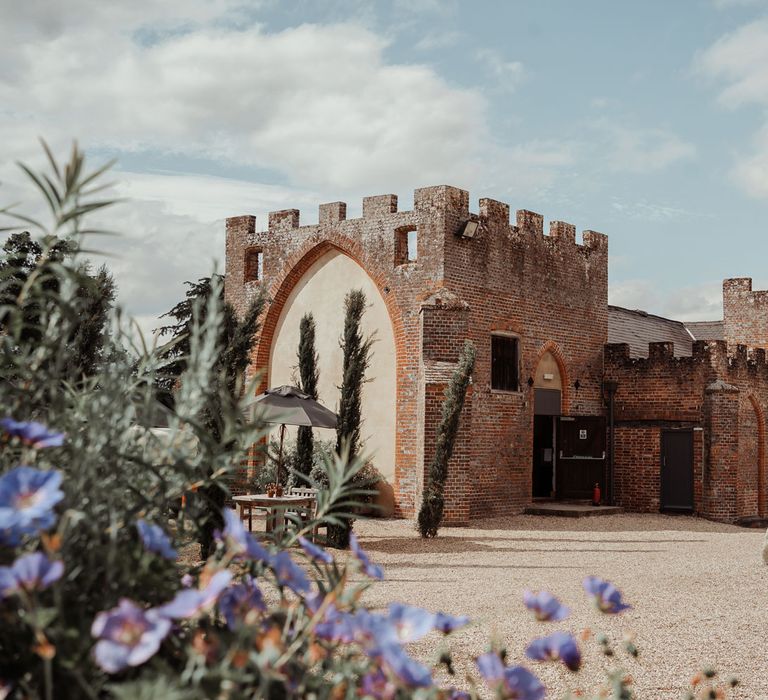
[
  {"x1": 598, "y1": 123, "x2": 696, "y2": 173},
  {"x1": 697, "y1": 18, "x2": 768, "y2": 198},
  {"x1": 475, "y1": 48, "x2": 525, "y2": 92},
  {"x1": 609, "y1": 279, "x2": 723, "y2": 321},
  {"x1": 0, "y1": 16, "x2": 489, "y2": 193}
]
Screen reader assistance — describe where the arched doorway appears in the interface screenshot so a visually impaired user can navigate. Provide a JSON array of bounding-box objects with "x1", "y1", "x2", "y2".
[
  {"x1": 532, "y1": 350, "x2": 562, "y2": 498},
  {"x1": 267, "y1": 249, "x2": 398, "y2": 502},
  {"x1": 738, "y1": 394, "x2": 765, "y2": 518}
]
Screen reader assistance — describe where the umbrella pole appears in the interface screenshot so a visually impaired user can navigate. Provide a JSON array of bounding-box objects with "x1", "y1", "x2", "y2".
[{"x1": 277, "y1": 423, "x2": 286, "y2": 487}]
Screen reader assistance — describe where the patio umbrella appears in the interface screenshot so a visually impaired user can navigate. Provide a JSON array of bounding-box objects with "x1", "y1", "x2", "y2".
[{"x1": 250, "y1": 385, "x2": 337, "y2": 486}]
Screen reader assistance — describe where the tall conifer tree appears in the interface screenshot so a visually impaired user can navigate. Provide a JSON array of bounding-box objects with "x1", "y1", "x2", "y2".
[{"x1": 296, "y1": 312, "x2": 319, "y2": 477}]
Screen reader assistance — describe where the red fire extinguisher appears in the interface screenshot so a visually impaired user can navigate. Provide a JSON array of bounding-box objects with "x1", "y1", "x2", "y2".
[{"x1": 592, "y1": 482, "x2": 601, "y2": 507}]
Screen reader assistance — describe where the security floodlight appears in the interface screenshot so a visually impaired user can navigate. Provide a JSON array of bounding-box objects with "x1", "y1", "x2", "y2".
[{"x1": 460, "y1": 220, "x2": 479, "y2": 239}]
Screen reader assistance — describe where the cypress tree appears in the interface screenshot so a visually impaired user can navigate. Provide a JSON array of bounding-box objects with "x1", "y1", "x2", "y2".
[
  {"x1": 328, "y1": 289, "x2": 373, "y2": 547},
  {"x1": 418, "y1": 340, "x2": 476, "y2": 538},
  {"x1": 296, "y1": 312, "x2": 319, "y2": 477},
  {"x1": 335, "y1": 289, "x2": 373, "y2": 460}
]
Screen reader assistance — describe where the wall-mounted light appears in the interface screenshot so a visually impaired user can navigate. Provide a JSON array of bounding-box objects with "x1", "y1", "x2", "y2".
[
  {"x1": 574, "y1": 379, "x2": 581, "y2": 391},
  {"x1": 527, "y1": 376, "x2": 534, "y2": 387},
  {"x1": 459, "y1": 220, "x2": 479, "y2": 239}
]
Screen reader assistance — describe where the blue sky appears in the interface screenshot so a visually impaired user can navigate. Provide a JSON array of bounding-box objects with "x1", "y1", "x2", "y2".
[{"x1": 2, "y1": 0, "x2": 767, "y2": 333}]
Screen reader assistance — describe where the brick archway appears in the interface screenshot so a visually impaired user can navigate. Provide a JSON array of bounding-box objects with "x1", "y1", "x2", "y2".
[
  {"x1": 532, "y1": 340, "x2": 571, "y2": 414},
  {"x1": 253, "y1": 236, "x2": 404, "y2": 393},
  {"x1": 250, "y1": 236, "x2": 408, "y2": 509},
  {"x1": 746, "y1": 394, "x2": 767, "y2": 517}
]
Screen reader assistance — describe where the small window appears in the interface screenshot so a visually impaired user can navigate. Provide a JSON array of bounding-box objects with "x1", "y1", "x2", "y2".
[
  {"x1": 491, "y1": 335, "x2": 519, "y2": 391},
  {"x1": 244, "y1": 248, "x2": 263, "y2": 282},
  {"x1": 395, "y1": 226, "x2": 417, "y2": 265}
]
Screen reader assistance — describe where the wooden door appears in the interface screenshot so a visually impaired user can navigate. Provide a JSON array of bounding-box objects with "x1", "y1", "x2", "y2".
[
  {"x1": 660, "y1": 430, "x2": 694, "y2": 512},
  {"x1": 556, "y1": 416, "x2": 606, "y2": 499}
]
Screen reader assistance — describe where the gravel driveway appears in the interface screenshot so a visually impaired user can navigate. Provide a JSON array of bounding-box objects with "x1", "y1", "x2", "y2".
[{"x1": 352, "y1": 514, "x2": 767, "y2": 699}]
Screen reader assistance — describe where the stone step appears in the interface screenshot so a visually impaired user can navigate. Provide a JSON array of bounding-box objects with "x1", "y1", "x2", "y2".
[{"x1": 524, "y1": 502, "x2": 623, "y2": 518}]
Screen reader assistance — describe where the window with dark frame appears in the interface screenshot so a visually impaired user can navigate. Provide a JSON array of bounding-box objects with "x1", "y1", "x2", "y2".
[
  {"x1": 244, "y1": 248, "x2": 263, "y2": 282},
  {"x1": 491, "y1": 335, "x2": 519, "y2": 391},
  {"x1": 394, "y1": 226, "x2": 417, "y2": 265}
]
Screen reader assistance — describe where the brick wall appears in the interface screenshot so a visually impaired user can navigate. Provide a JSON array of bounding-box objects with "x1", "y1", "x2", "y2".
[
  {"x1": 723, "y1": 277, "x2": 768, "y2": 350},
  {"x1": 225, "y1": 186, "x2": 609, "y2": 520},
  {"x1": 605, "y1": 340, "x2": 768, "y2": 521}
]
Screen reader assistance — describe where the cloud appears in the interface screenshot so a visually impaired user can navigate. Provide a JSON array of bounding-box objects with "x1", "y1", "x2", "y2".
[
  {"x1": 697, "y1": 18, "x2": 768, "y2": 198},
  {"x1": 598, "y1": 123, "x2": 696, "y2": 173},
  {"x1": 0, "y1": 15, "x2": 489, "y2": 193},
  {"x1": 609, "y1": 279, "x2": 723, "y2": 321},
  {"x1": 474, "y1": 48, "x2": 525, "y2": 92}
]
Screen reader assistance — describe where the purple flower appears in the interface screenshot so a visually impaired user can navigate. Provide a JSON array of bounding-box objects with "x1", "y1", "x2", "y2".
[
  {"x1": 218, "y1": 575, "x2": 266, "y2": 629},
  {"x1": 271, "y1": 551, "x2": 311, "y2": 594},
  {"x1": 0, "y1": 552, "x2": 63, "y2": 598},
  {"x1": 0, "y1": 466, "x2": 64, "y2": 545},
  {"x1": 136, "y1": 520, "x2": 176, "y2": 559},
  {"x1": 501, "y1": 666, "x2": 546, "y2": 700},
  {"x1": 298, "y1": 536, "x2": 333, "y2": 564},
  {"x1": 315, "y1": 606, "x2": 360, "y2": 643},
  {"x1": 157, "y1": 570, "x2": 232, "y2": 619},
  {"x1": 0, "y1": 419, "x2": 64, "y2": 449},
  {"x1": 446, "y1": 690, "x2": 470, "y2": 700},
  {"x1": 378, "y1": 643, "x2": 433, "y2": 688},
  {"x1": 476, "y1": 654, "x2": 545, "y2": 699},
  {"x1": 583, "y1": 576, "x2": 632, "y2": 614},
  {"x1": 219, "y1": 508, "x2": 271, "y2": 562},
  {"x1": 387, "y1": 603, "x2": 435, "y2": 643},
  {"x1": 349, "y1": 532, "x2": 384, "y2": 580},
  {"x1": 434, "y1": 611, "x2": 470, "y2": 634},
  {"x1": 91, "y1": 599, "x2": 171, "y2": 673},
  {"x1": 360, "y1": 669, "x2": 396, "y2": 699},
  {"x1": 523, "y1": 590, "x2": 570, "y2": 622},
  {"x1": 525, "y1": 631, "x2": 581, "y2": 671}
]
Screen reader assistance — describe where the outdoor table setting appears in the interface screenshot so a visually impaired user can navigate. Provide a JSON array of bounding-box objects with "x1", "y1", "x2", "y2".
[{"x1": 233, "y1": 492, "x2": 317, "y2": 533}]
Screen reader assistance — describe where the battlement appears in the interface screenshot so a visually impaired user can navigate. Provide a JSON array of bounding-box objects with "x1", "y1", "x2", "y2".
[
  {"x1": 723, "y1": 277, "x2": 768, "y2": 350},
  {"x1": 225, "y1": 186, "x2": 607, "y2": 255}
]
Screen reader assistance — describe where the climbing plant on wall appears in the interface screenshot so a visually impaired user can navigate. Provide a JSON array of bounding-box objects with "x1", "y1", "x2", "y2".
[{"x1": 418, "y1": 339, "x2": 476, "y2": 538}]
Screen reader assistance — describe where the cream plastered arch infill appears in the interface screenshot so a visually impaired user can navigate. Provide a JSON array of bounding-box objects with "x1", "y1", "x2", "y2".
[{"x1": 267, "y1": 249, "x2": 397, "y2": 483}]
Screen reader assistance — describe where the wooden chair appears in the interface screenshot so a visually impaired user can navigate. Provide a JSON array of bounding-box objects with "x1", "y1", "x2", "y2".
[{"x1": 286, "y1": 487, "x2": 319, "y2": 539}]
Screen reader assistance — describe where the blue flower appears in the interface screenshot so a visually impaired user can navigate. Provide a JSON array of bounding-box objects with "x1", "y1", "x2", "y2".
[
  {"x1": 476, "y1": 653, "x2": 545, "y2": 699},
  {"x1": 583, "y1": 576, "x2": 632, "y2": 614},
  {"x1": 378, "y1": 643, "x2": 433, "y2": 688},
  {"x1": 0, "y1": 466, "x2": 64, "y2": 545},
  {"x1": 91, "y1": 599, "x2": 171, "y2": 673},
  {"x1": 388, "y1": 603, "x2": 435, "y2": 643},
  {"x1": 0, "y1": 552, "x2": 63, "y2": 598},
  {"x1": 314, "y1": 606, "x2": 360, "y2": 644},
  {"x1": 360, "y1": 669, "x2": 396, "y2": 699},
  {"x1": 434, "y1": 611, "x2": 470, "y2": 634},
  {"x1": 476, "y1": 652, "x2": 505, "y2": 683},
  {"x1": 523, "y1": 589, "x2": 570, "y2": 622},
  {"x1": 271, "y1": 551, "x2": 311, "y2": 594},
  {"x1": 349, "y1": 532, "x2": 384, "y2": 580},
  {"x1": 501, "y1": 666, "x2": 546, "y2": 700},
  {"x1": 0, "y1": 419, "x2": 64, "y2": 449},
  {"x1": 298, "y1": 536, "x2": 333, "y2": 564},
  {"x1": 136, "y1": 519, "x2": 176, "y2": 559},
  {"x1": 218, "y1": 575, "x2": 266, "y2": 629},
  {"x1": 219, "y1": 508, "x2": 272, "y2": 562},
  {"x1": 525, "y1": 631, "x2": 581, "y2": 671},
  {"x1": 157, "y1": 570, "x2": 232, "y2": 619}
]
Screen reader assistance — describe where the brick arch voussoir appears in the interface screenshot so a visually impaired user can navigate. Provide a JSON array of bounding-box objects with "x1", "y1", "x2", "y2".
[
  {"x1": 532, "y1": 340, "x2": 571, "y2": 414},
  {"x1": 746, "y1": 394, "x2": 767, "y2": 516},
  {"x1": 253, "y1": 236, "x2": 404, "y2": 395}
]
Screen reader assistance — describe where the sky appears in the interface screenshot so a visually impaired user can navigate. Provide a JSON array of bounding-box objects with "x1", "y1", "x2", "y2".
[{"x1": 1, "y1": 0, "x2": 768, "y2": 336}]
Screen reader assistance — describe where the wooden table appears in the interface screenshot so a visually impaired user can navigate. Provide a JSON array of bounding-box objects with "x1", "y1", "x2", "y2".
[{"x1": 233, "y1": 494, "x2": 316, "y2": 533}]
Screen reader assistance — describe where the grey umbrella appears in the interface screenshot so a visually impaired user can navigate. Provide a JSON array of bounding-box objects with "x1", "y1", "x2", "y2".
[{"x1": 250, "y1": 385, "x2": 337, "y2": 486}]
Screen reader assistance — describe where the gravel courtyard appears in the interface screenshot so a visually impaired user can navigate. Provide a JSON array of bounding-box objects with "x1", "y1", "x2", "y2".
[{"x1": 351, "y1": 514, "x2": 767, "y2": 699}]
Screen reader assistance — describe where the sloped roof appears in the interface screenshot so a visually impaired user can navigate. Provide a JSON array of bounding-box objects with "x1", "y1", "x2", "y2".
[
  {"x1": 685, "y1": 320, "x2": 724, "y2": 341},
  {"x1": 608, "y1": 305, "x2": 694, "y2": 358}
]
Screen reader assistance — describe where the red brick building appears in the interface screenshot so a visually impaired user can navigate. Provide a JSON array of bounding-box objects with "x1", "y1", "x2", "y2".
[{"x1": 224, "y1": 186, "x2": 766, "y2": 524}]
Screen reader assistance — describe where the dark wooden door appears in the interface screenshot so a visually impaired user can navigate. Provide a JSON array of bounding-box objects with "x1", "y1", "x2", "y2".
[
  {"x1": 556, "y1": 416, "x2": 606, "y2": 499},
  {"x1": 660, "y1": 430, "x2": 694, "y2": 512}
]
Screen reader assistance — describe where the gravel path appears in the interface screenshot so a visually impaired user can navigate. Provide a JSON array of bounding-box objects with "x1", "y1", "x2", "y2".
[{"x1": 351, "y1": 514, "x2": 767, "y2": 699}]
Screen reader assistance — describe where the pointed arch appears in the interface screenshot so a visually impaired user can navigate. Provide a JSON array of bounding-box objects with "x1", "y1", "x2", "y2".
[{"x1": 532, "y1": 340, "x2": 571, "y2": 414}]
